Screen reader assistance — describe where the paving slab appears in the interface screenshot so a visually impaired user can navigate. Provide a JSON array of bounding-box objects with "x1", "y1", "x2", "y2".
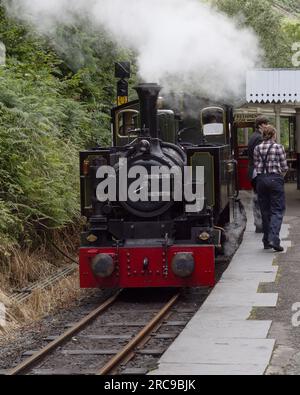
[
  {"x1": 149, "y1": 363, "x2": 268, "y2": 375},
  {"x1": 159, "y1": 339, "x2": 275, "y2": 366},
  {"x1": 184, "y1": 320, "x2": 272, "y2": 339},
  {"x1": 190, "y1": 305, "x2": 252, "y2": 321},
  {"x1": 221, "y1": 272, "x2": 277, "y2": 283},
  {"x1": 226, "y1": 263, "x2": 278, "y2": 274},
  {"x1": 203, "y1": 291, "x2": 278, "y2": 308}
]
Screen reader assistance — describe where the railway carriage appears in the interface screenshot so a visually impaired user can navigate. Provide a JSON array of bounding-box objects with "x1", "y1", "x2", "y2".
[{"x1": 79, "y1": 65, "x2": 238, "y2": 289}]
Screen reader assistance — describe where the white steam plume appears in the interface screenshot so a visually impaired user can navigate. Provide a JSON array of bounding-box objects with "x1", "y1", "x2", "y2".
[{"x1": 3, "y1": 0, "x2": 263, "y2": 101}]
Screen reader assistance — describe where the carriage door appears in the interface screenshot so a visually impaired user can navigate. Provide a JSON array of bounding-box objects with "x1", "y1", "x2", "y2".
[{"x1": 232, "y1": 118, "x2": 255, "y2": 191}]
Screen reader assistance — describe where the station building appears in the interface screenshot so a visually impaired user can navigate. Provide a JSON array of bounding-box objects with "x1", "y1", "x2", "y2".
[{"x1": 235, "y1": 69, "x2": 300, "y2": 189}]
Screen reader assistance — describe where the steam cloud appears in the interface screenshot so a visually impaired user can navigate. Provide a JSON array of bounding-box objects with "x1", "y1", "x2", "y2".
[{"x1": 3, "y1": 0, "x2": 263, "y2": 101}]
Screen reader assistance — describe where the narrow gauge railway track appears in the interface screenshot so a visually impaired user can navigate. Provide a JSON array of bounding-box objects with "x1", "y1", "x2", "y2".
[
  {"x1": 6, "y1": 288, "x2": 206, "y2": 375},
  {"x1": 5, "y1": 206, "x2": 246, "y2": 376}
]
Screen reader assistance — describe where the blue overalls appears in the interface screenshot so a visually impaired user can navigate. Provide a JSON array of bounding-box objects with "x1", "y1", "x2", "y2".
[{"x1": 256, "y1": 144, "x2": 286, "y2": 247}]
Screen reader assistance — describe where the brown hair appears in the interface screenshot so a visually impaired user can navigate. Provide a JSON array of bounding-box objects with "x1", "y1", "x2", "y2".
[
  {"x1": 262, "y1": 125, "x2": 277, "y2": 141},
  {"x1": 255, "y1": 115, "x2": 269, "y2": 129}
]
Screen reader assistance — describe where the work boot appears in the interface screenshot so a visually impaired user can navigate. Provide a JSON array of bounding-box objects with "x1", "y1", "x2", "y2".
[
  {"x1": 263, "y1": 242, "x2": 272, "y2": 250},
  {"x1": 269, "y1": 243, "x2": 284, "y2": 252}
]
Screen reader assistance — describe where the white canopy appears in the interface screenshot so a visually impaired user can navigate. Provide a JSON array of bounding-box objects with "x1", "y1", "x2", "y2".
[{"x1": 247, "y1": 69, "x2": 300, "y2": 104}]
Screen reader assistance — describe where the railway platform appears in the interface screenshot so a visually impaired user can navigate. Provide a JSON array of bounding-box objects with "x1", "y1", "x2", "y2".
[{"x1": 151, "y1": 183, "x2": 300, "y2": 375}]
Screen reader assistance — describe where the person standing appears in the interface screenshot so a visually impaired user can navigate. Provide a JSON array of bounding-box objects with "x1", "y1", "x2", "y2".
[
  {"x1": 248, "y1": 116, "x2": 270, "y2": 233},
  {"x1": 254, "y1": 125, "x2": 288, "y2": 252}
]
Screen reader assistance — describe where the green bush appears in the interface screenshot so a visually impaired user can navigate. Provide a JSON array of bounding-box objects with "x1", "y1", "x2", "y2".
[
  {"x1": 213, "y1": 0, "x2": 292, "y2": 67},
  {"x1": 0, "y1": 6, "x2": 135, "y2": 250},
  {"x1": 0, "y1": 72, "x2": 80, "y2": 246}
]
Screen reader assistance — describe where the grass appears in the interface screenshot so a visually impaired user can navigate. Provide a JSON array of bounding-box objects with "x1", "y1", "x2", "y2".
[
  {"x1": 0, "y1": 270, "x2": 95, "y2": 343},
  {"x1": 0, "y1": 224, "x2": 83, "y2": 341},
  {"x1": 0, "y1": 225, "x2": 79, "y2": 290}
]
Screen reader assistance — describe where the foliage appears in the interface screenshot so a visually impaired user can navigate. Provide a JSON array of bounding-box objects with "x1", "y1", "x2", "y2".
[
  {"x1": 282, "y1": 19, "x2": 300, "y2": 43},
  {"x1": 213, "y1": 0, "x2": 293, "y2": 67},
  {"x1": 0, "y1": 0, "x2": 297, "y2": 252},
  {"x1": 0, "y1": 5, "x2": 135, "y2": 250},
  {"x1": 274, "y1": 0, "x2": 300, "y2": 15}
]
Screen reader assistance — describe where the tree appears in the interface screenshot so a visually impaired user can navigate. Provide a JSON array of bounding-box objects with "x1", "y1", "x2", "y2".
[
  {"x1": 212, "y1": 0, "x2": 292, "y2": 67},
  {"x1": 0, "y1": 5, "x2": 136, "y2": 250},
  {"x1": 283, "y1": 19, "x2": 300, "y2": 43}
]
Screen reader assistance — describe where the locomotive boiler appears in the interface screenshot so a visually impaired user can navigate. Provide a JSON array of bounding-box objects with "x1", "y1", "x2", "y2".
[{"x1": 79, "y1": 75, "x2": 237, "y2": 289}]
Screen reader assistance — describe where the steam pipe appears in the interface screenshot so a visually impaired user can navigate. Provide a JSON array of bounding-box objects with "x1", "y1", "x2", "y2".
[{"x1": 134, "y1": 83, "x2": 161, "y2": 139}]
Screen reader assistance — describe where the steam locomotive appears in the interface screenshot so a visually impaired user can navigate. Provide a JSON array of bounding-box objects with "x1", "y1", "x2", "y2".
[{"x1": 79, "y1": 66, "x2": 237, "y2": 289}]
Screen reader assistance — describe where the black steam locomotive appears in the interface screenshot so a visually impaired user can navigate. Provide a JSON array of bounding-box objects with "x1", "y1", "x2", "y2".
[{"x1": 79, "y1": 65, "x2": 237, "y2": 289}]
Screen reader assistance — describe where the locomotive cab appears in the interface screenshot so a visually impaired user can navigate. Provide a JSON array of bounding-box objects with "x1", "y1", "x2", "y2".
[
  {"x1": 113, "y1": 101, "x2": 178, "y2": 146},
  {"x1": 178, "y1": 105, "x2": 231, "y2": 147}
]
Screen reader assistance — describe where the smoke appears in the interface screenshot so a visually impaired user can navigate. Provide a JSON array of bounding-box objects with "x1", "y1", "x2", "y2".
[{"x1": 3, "y1": 0, "x2": 263, "y2": 101}]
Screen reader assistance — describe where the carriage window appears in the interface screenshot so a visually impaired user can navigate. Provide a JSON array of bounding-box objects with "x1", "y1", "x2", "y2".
[
  {"x1": 117, "y1": 110, "x2": 139, "y2": 136},
  {"x1": 201, "y1": 107, "x2": 225, "y2": 136}
]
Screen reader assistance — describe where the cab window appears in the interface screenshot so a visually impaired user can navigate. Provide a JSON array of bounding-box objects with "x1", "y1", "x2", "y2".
[
  {"x1": 201, "y1": 107, "x2": 225, "y2": 136},
  {"x1": 117, "y1": 110, "x2": 139, "y2": 137}
]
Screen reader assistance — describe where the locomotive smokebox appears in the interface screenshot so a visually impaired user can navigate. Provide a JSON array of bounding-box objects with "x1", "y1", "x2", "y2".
[{"x1": 134, "y1": 83, "x2": 161, "y2": 139}]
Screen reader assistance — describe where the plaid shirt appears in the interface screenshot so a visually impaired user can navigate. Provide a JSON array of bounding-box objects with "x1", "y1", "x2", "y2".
[{"x1": 254, "y1": 141, "x2": 288, "y2": 175}]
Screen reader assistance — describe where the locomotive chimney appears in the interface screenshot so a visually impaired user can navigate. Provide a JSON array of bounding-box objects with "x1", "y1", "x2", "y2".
[{"x1": 134, "y1": 83, "x2": 161, "y2": 139}]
